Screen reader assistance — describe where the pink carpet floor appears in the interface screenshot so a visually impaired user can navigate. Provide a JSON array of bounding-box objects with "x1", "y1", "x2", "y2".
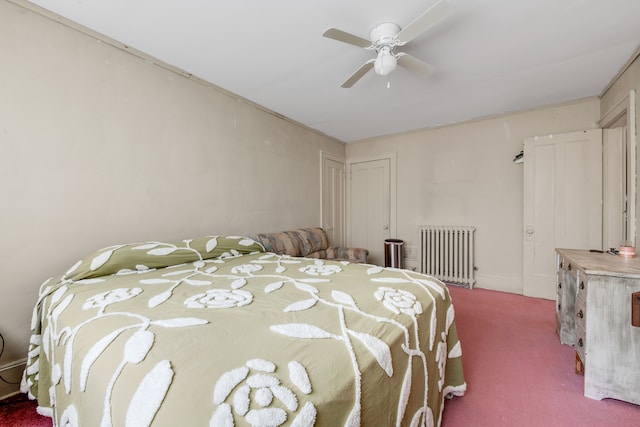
[
  {"x1": 0, "y1": 394, "x2": 49, "y2": 427},
  {"x1": 1, "y1": 285, "x2": 638, "y2": 426},
  {"x1": 442, "y1": 285, "x2": 640, "y2": 427}
]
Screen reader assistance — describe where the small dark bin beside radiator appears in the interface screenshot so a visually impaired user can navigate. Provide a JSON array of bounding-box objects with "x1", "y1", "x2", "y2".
[{"x1": 384, "y1": 239, "x2": 404, "y2": 269}]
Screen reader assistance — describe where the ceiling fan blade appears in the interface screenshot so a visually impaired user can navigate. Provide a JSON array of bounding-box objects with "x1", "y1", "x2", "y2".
[
  {"x1": 323, "y1": 28, "x2": 372, "y2": 49},
  {"x1": 341, "y1": 60, "x2": 375, "y2": 88},
  {"x1": 396, "y1": 53, "x2": 436, "y2": 77},
  {"x1": 396, "y1": 0, "x2": 455, "y2": 44}
]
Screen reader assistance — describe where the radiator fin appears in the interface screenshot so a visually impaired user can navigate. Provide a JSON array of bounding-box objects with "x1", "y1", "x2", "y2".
[{"x1": 420, "y1": 225, "x2": 476, "y2": 287}]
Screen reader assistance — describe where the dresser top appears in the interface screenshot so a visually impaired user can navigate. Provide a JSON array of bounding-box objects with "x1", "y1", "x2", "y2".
[{"x1": 557, "y1": 248, "x2": 640, "y2": 278}]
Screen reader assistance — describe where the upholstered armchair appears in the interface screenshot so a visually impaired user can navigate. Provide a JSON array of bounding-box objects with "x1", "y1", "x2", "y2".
[{"x1": 250, "y1": 227, "x2": 368, "y2": 263}]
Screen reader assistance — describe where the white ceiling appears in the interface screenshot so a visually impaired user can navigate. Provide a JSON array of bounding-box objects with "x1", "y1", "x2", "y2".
[{"x1": 24, "y1": 0, "x2": 640, "y2": 142}]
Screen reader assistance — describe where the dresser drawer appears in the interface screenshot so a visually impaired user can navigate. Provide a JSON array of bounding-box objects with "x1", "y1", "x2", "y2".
[
  {"x1": 564, "y1": 259, "x2": 578, "y2": 279},
  {"x1": 555, "y1": 255, "x2": 577, "y2": 345},
  {"x1": 556, "y1": 273, "x2": 563, "y2": 299},
  {"x1": 576, "y1": 274, "x2": 587, "y2": 304},
  {"x1": 556, "y1": 254, "x2": 564, "y2": 300},
  {"x1": 575, "y1": 322, "x2": 586, "y2": 363},
  {"x1": 575, "y1": 289, "x2": 586, "y2": 327},
  {"x1": 563, "y1": 264, "x2": 578, "y2": 302}
]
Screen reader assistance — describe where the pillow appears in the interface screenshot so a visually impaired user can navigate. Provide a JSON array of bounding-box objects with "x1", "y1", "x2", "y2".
[
  {"x1": 296, "y1": 227, "x2": 329, "y2": 255},
  {"x1": 63, "y1": 235, "x2": 264, "y2": 281},
  {"x1": 250, "y1": 231, "x2": 305, "y2": 257}
]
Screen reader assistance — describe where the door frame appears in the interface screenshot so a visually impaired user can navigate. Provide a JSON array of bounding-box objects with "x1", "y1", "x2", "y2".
[
  {"x1": 320, "y1": 151, "x2": 346, "y2": 246},
  {"x1": 346, "y1": 152, "x2": 397, "y2": 247},
  {"x1": 598, "y1": 89, "x2": 637, "y2": 247}
]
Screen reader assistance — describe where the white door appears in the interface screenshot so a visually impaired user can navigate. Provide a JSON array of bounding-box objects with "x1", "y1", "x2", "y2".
[
  {"x1": 348, "y1": 158, "x2": 391, "y2": 265},
  {"x1": 321, "y1": 153, "x2": 346, "y2": 246},
  {"x1": 523, "y1": 129, "x2": 602, "y2": 299}
]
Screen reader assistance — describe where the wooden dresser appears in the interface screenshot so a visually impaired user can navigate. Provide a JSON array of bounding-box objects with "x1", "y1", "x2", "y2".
[{"x1": 555, "y1": 248, "x2": 640, "y2": 405}]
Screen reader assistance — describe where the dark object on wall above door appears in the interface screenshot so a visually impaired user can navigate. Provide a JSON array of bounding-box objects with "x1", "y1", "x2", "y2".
[{"x1": 513, "y1": 150, "x2": 524, "y2": 164}]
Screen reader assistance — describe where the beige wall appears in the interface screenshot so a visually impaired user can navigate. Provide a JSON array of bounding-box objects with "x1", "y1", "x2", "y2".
[
  {"x1": 0, "y1": 1, "x2": 344, "y2": 363},
  {"x1": 346, "y1": 99, "x2": 600, "y2": 293}
]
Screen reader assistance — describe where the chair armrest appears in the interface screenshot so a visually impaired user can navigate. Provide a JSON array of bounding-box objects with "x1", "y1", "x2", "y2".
[{"x1": 326, "y1": 247, "x2": 369, "y2": 263}]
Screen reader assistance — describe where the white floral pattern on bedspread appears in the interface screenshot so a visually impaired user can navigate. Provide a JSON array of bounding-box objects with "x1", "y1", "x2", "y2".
[{"x1": 22, "y1": 236, "x2": 466, "y2": 427}]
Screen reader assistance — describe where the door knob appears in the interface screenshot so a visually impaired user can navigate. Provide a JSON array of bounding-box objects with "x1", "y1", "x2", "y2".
[{"x1": 525, "y1": 226, "x2": 534, "y2": 241}]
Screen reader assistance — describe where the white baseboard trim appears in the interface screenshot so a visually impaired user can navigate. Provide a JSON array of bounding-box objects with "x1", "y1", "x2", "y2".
[
  {"x1": 1, "y1": 358, "x2": 27, "y2": 371},
  {"x1": 474, "y1": 272, "x2": 523, "y2": 295},
  {"x1": 0, "y1": 358, "x2": 26, "y2": 400}
]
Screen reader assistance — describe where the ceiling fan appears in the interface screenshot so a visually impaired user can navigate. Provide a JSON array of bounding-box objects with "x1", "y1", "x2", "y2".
[{"x1": 322, "y1": 0, "x2": 455, "y2": 88}]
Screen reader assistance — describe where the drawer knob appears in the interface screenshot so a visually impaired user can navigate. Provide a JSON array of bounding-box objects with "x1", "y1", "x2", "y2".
[
  {"x1": 577, "y1": 310, "x2": 584, "y2": 319},
  {"x1": 578, "y1": 338, "x2": 583, "y2": 347},
  {"x1": 568, "y1": 263, "x2": 572, "y2": 271},
  {"x1": 579, "y1": 281, "x2": 585, "y2": 290},
  {"x1": 558, "y1": 282, "x2": 562, "y2": 289}
]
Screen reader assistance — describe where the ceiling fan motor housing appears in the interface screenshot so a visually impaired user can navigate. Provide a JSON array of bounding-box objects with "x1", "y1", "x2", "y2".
[{"x1": 369, "y1": 22, "x2": 401, "y2": 47}]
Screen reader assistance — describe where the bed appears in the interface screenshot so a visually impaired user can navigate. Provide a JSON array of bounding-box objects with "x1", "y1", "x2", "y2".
[{"x1": 21, "y1": 235, "x2": 466, "y2": 426}]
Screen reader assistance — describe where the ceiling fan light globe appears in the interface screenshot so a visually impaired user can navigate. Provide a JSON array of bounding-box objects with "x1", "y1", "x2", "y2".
[{"x1": 374, "y1": 51, "x2": 397, "y2": 76}]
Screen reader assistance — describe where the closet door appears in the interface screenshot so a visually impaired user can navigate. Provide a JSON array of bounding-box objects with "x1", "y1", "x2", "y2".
[
  {"x1": 321, "y1": 153, "x2": 346, "y2": 247},
  {"x1": 349, "y1": 158, "x2": 390, "y2": 266},
  {"x1": 347, "y1": 153, "x2": 397, "y2": 266},
  {"x1": 523, "y1": 130, "x2": 602, "y2": 299}
]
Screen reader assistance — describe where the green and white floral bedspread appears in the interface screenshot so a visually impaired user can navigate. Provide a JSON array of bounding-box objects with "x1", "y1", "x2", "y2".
[{"x1": 21, "y1": 235, "x2": 465, "y2": 426}]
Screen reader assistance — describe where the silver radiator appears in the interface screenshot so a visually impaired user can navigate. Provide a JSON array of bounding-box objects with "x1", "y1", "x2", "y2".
[{"x1": 420, "y1": 225, "x2": 476, "y2": 287}]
